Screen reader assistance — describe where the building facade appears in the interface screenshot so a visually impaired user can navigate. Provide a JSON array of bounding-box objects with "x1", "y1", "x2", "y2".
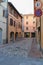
[
  {"x1": 8, "y1": 2, "x2": 22, "y2": 43},
  {"x1": 34, "y1": 0, "x2": 43, "y2": 51},
  {"x1": 0, "y1": 0, "x2": 8, "y2": 44},
  {"x1": 22, "y1": 14, "x2": 36, "y2": 38},
  {"x1": 40, "y1": 0, "x2": 43, "y2": 51}
]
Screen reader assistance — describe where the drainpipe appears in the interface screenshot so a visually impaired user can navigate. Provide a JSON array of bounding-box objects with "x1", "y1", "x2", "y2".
[{"x1": 6, "y1": 0, "x2": 8, "y2": 43}]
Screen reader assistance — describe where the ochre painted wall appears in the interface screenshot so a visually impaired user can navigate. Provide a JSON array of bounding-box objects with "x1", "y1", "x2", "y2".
[{"x1": 41, "y1": 15, "x2": 43, "y2": 50}]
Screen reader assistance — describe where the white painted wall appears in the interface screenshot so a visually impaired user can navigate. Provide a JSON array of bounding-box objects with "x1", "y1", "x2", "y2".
[{"x1": 0, "y1": 2, "x2": 7, "y2": 43}]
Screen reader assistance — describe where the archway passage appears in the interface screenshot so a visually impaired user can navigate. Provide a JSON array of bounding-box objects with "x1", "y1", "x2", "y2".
[
  {"x1": 10, "y1": 32, "x2": 14, "y2": 42},
  {"x1": 0, "y1": 28, "x2": 2, "y2": 44},
  {"x1": 15, "y1": 32, "x2": 18, "y2": 40},
  {"x1": 24, "y1": 32, "x2": 30, "y2": 38},
  {"x1": 31, "y1": 32, "x2": 36, "y2": 38}
]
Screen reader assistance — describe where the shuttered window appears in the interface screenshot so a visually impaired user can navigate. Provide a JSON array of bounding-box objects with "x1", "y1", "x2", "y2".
[
  {"x1": 10, "y1": 18, "x2": 13, "y2": 26},
  {"x1": 3, "y1": 9, "x2": 8, "y2": 18}
]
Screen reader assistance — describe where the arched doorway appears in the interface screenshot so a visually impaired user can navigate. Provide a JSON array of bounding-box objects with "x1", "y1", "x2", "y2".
[
  {"x1": 15, "y1": 32, "x2": 18, "y2": 40},
  {"x1": 24, "y1": 32, "x2": 30, "y2": 38},
  {"x1": 0, "y1": 28, "x2": 2, "y2": 44},
  {"x1": 19, "y1": 32, "x2": 21, "y2": 37},
  {"x1": 31, "y1": 32, "x2": 36, "y2": 38},
  {"x1": 10, "y1": 32, "x2": 14, "y2": 42}
]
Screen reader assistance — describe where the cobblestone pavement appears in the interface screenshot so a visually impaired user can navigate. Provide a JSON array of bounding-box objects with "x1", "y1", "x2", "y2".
[
  {"x1": 0, "y1": 38, "x2": 43, "y2": 65},
  {"x1": 0, "y1": 38, "x2": 32, "y2": 57},
  {"x1": 28, "y1": 38, "x2": 41, "y2": 58}
]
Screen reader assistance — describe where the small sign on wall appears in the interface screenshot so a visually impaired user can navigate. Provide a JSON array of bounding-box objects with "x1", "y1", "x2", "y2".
[
  {"x1": 34, "y1": 0, "x2": 42, "y2": 17},
  {"x1": 35, "y1": 1, "x2": 42, "y2": 9},
  {"x1": 35, "y1": 9, "x2": 42, "y2": 17}
]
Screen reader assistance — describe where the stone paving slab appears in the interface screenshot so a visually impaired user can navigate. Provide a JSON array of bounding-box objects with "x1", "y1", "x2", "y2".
[
  {"x1": 0, "y1": 55, "x2": 43, "y2": 65},
  {"x1": 0, "y1": 38, "x2": 32, "y2": 57},
  {"x1": 28, "y1": 38, "x2": 41, "y2": 58},
  {"x1": 0, "y1": 38, "x2": 43, "y2": 65}
]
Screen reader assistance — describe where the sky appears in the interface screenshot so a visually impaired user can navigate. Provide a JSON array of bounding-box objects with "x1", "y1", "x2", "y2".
[{"x1": 8, "y1": 0, "x2": 34, "y2": 14}]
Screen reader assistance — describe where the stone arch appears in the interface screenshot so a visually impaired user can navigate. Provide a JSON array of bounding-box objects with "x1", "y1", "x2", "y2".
[
  {"x1": 10, "y1": 32, "x2": 14, "y2": 42},
  {"x1": 15, "y1": 32, "x2": 18, "y2": 39}
]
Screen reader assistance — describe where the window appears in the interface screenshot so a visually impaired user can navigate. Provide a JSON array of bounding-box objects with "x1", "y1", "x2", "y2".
[
  {"x1": 26, "y1": 21, "x2": 28, "y2": 24},
  {"x1": 33, "y1": 27, "x2": 35, "y2": 30},
  {"x1": 3, "y1": 10, "x2": 5, "y2": 17},
  {"x1": 33, "y1": 21, "x2": 35, "y2": 23},
  {"x1": 26, "y1": 16, "x2": 28, "y2": 19},
  {"x1": 14, "y1": 11, "x2": 18, "y2": 19},
  {"x1": 14, "y1": 21, "x2": 15, "y2": 27},
  {"x1": 12, "y1": 9, "x2": 14, "y2": 15},
  {"x1": 3, "y1": 9, "x2": 8, "y2": 18},
  {"x1": 26, "y1": 27, "x2": 28, "y2": 30},
  {"x1": 36, "y1": 0, "x2": 38, "y2": 1},
  {"x1": 10, "y1": 18, "x2": 13, "y2": 26}
]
